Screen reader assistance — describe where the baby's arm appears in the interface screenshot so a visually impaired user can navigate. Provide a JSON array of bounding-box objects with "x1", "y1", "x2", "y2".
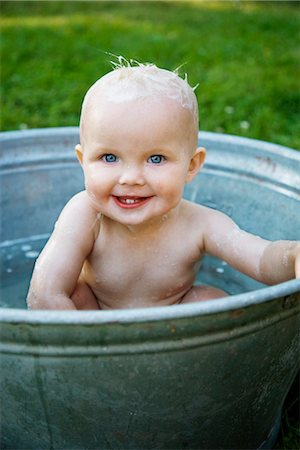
[
  {"x1": 259, "y1": 240, "x2": 300, "y2": 283},
  {"x1": 202, "y1": 208, "x2": 300, "y2": 285},
  {"x1": 27, "y1": 192, "x2": 98, "y2": 310}
]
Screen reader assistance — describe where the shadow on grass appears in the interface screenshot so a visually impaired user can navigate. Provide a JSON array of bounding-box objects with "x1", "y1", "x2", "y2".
[{"x1": 1, "y1": 0, "x2": 299, "y2": 17}]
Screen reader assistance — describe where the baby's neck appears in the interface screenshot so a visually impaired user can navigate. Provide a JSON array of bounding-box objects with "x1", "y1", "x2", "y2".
[{"x1": 105, "y1": 206, "x2": 180, "y2": 238}]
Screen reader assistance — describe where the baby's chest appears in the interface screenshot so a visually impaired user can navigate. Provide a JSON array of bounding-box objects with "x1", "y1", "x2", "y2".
[{"x1": 88, "y1": 237, "x2": 200, "y2": 292}]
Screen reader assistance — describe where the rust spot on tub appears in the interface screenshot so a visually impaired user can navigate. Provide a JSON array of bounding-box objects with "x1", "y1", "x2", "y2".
[
  {"x1": 142, "y1": 323, "x2": 153, "y2": 331},
  {"x1": 229, "y1": 309, "x2": 244, "y2": 319},
  {"x1": 281, "y1": 295, "x2": 298, "y2": 310},
  {"x1": 114, "y1": 431, "x2": 125, "y2": 442},
  {"x1": 255, "y1": 156, "x2": 277, "y2": 173}
]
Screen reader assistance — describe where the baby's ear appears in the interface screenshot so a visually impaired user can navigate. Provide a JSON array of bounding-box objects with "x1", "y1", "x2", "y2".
[
  {"x1": 75, "y1": 144, "x2": 83, "y2": 165},
  {"x1": 186, "y1": 147, "x2": 206, "y2": 183}
]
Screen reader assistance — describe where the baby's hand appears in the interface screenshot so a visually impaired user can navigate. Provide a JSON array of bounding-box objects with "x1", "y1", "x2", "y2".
[{"x1": 259, "y1": 240, "x2": 300, "y2": 284}]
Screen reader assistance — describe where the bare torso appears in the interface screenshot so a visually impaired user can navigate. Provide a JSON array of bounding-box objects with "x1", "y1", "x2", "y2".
[
  {"x1": 81, "y1": 200, "x2": 204, "y2": 309},
  {"x1": 28, "y1": 191, "x2": 282, "y2": 311}
]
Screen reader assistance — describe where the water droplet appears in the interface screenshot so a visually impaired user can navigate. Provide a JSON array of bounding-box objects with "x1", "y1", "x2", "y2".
[
  {"x1": 216, "y1": 267, "x2": 224, "y2": 274},
  {"x1": 25, "y1": 251, "x2": 39, "y2": 259},
  {"x1": 21, "y1": 244, "x2": 32, "y2": 252}
]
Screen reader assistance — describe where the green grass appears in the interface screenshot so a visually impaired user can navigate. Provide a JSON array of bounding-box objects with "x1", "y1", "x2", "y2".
[{"x1": 1, "y1": 0, "x2": 299, "y2": 149}]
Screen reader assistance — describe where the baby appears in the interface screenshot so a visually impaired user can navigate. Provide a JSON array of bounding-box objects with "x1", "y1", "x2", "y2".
[{"x1": 27, "y1": 62, "x2": 300, "y2": 310}]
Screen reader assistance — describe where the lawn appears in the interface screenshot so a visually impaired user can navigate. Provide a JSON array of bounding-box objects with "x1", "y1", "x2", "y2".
[
  {"x1": 1, "y1": 0, "x2": 299, "y2": 149},
  {"x1": 0, "y1": 1, "x2": 299, "y2": 449}
]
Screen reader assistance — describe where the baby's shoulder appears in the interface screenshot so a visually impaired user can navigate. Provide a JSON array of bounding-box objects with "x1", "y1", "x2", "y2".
[
  {"x1": 181, "y1": 199, "x2": 232, "y2": 231},
  {"x1": 65, "y1": 191, "x2": 98, "y2": 214},
  {"x1": 181, "y1": 199, "x2": 218, "y2": 220},
  {"x1": 56, "y1": 191, "x2": 100, "y2": 233}
]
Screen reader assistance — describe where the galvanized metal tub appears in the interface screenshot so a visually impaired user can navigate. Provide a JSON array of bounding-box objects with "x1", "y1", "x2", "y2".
[{"x1": 0, "y1": 128, "x2": 299, "y2": 450}]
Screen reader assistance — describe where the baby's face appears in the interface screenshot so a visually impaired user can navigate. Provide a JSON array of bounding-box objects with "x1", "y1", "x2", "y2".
[{"x1": 77, "y1": 95, "x2": 202, "y2": 227}]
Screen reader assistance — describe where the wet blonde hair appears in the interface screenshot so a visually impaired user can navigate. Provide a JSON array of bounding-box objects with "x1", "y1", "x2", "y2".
[{"x1": 80, "y1": 58, "x2": 199, "y2": 137}]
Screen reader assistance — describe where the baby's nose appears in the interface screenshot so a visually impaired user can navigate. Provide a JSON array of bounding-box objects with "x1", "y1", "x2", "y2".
[{"x1": 118, "y1": 164, "x2": 145, "y2": 186}]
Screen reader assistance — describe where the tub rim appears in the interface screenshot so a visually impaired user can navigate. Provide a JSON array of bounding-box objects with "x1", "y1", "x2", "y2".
[
  {"x1": 1, "y1": 128, "x2": 299, "y2": 324},
  {"x1": 0, "y1": 279, "x2": 299, "y2": 325}
]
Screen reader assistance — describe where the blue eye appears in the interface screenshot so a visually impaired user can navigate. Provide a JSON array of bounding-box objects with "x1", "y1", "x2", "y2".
[
  {"x1": 148, "y1": 155, "x2": 165, "y2": 164},
  {"x1": 102, "y1": 154, "x2": 118, "y2": 163}
]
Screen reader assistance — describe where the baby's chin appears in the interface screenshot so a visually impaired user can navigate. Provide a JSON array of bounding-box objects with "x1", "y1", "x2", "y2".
[{"x1": 114, "y1": 206, "x2": 180, "y2": 230}]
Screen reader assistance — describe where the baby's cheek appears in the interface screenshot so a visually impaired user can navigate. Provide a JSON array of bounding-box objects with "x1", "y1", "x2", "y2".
[
  {"x1": 165, "y1": 174, "x2": 185, "y2": 199},
  {"x1": 85, "y1": 171, "x2": 112, "y2": 201},
  {"x1": 85, "y1": 168, "x2": 100, "y2": 190},
  {"x1": 89, "y1": 165, "x2": 100, "y2": 181},
  {"x1": 83, "y1": 174, "x2": 100, "y2": 200},
  {"x1": 161, "y1": 184, "x2": 183, "y2": 207}
]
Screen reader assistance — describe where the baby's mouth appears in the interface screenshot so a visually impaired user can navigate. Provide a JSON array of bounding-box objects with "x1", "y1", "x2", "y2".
[{"x1": 113, "y1": 195, "x2": 152, "y2": 208}]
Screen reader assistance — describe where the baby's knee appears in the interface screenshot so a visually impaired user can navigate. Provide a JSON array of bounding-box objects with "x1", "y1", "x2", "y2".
[
  {"x1": 71, "y1": 282, "x2": 100, "y2": 310},
  {"x1": 181, "y1": 285, "x2": 228, "y2": 304}
]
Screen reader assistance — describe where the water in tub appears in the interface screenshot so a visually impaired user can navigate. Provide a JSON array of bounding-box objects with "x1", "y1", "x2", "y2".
[
  {"x1": 0, "y1": 235, "x2": 48, "y2": 308},
  {"x1": 0, "y1": 231, "x2": 265, "y2": 309}
]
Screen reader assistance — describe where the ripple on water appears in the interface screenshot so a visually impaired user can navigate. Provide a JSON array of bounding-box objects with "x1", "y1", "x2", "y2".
[{"x1": 0, "y1": 235, "x2": 48, "y2": 309}]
